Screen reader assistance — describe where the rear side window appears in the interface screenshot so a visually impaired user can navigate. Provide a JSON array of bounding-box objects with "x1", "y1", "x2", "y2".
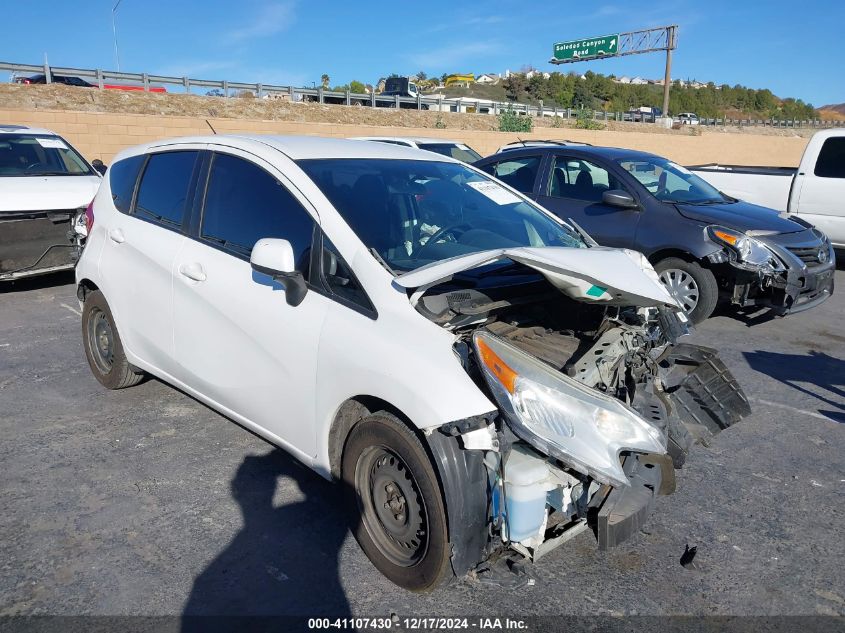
[
  {"x1": 201, "y1": 153, "x2": 316, "y2": 273},
  {"x1": 483, "y1": 155, "x2": 541, "y2": 193},
  {"x1": 135, "y1": 151, "x2": 198, "y2": 227},
  {"x1": 108, "y1": 155, "x2": 145, "y2": 214},
  {"x1": 814, "y1": 137, "x2": 845, "y2": 179}
]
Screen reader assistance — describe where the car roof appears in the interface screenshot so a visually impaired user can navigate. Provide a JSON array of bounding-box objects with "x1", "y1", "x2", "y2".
[
  {"x1": 0, "y1": 125, "x2": 58, "y2": 136},
  {"x1": 117, "y1": 134, "x2": 463, "y2": 163},
  {"x1": 351, "y1": 136, "x2": 464, "y2": 145},
  {"x1": 478, "y1": 144, "x2": 660, "y2": 163}
]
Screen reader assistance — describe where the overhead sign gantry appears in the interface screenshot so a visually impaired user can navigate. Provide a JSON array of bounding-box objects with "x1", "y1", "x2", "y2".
[{"x1": 550, "y1": 25, "x2": 678, "y2": 119}]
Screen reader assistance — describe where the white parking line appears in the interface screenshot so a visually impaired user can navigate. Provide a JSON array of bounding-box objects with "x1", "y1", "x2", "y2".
[
  {"x1": 59, "y1": 303, "x2": 81, "y2": 317},
  {"x1": 751, "y1": 398, "x2": 831, "y2": 421}
]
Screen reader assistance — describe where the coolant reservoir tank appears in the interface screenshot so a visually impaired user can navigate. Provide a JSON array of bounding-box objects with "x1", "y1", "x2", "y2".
[{"x1": 504, "y1": 444, "x2": 552, "y2": 544}]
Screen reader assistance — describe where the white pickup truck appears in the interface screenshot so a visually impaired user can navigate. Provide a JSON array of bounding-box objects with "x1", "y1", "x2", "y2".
[{"x1": 689, "y1": 128, "x2": 845, "y2": 250}]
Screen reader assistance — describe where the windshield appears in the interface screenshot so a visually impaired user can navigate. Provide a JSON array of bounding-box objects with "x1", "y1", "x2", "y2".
[
  {"x1": 618, "y1": 156, "x2": 725, "y2": 203},
  {"x1": 0, "y1": 134, "x2": 95, "y2": 177},
  {"x1": 298, "y1": 159, "x2": 586, "y2": 272},
  {"x1": 417, "y1": 143, "x2": 483, "y2": 163}
]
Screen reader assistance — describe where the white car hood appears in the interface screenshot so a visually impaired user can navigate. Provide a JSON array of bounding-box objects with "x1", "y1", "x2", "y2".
[
  {"x1": 0, "y1": 175, "x2": 101, "y2": 212},
  {"x1": 395, "y1": 246, "x2": 679, "y2": 309}
]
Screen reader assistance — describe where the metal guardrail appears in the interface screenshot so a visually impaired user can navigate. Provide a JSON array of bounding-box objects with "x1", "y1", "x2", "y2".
[{"x1": 1, "y1": 61, "x2": 840, "y2": 129}]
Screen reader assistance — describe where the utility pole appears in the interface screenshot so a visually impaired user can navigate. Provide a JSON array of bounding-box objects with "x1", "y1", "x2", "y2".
[
  {"x1": 112, "y1": 0, "x2": 124, "y2": 71},
  {"x1": 661, "y1": 26, "x2": 677, "y2": 118}
]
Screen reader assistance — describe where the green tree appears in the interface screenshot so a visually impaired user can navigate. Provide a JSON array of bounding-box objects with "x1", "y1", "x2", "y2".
[
  {"x1": 320, "y1": 74, "x2": 330, "y2": 89},
  {"x1": 349, "y1": 80, "x2": 366, "y2": 94},
  {"x1": 503, "y1": 73, "x2": 527, "y2": 101}
]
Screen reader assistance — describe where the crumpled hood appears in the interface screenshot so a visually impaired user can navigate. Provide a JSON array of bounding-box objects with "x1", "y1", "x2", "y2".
[
  {"x1": 0, "y1": 175, "x2": 101, "y2": 212},
  {"x1": 675, "y1": 200, "x2": 804, "y2": 234},
  {"x1": 395, "y1": 246, "x2": 679, "y2": 309}
]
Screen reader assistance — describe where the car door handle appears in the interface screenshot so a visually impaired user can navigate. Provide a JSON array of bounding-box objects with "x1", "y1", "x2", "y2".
[
  {"x1": 178, "y1": 263, "x2": 207, "y2": 282},
  {"x1": 108, "y1": 228, "x2": 125, "y2": 244}
]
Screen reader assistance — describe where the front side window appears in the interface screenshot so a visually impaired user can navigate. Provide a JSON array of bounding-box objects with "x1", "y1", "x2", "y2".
[
  {"x1": 134, "y1": 151, "x2": 198, "y2": 227},
  {"x1": 109, "y1": 155, "x2": 145, "y2": 214},
  {"x1": 481, "y1": 155, "x2": 541, "y2": 194},
  {"x1": 549, "y1": 156, "x2": 624, "y2": 202},
  {"x1": 0, "y1": 134, "x2": 95, "y2": 177},
  {"x1": 298, "y1": 158, "x2": 585, "y2": 273},
  {"x1": 201, "y1": 153, "x2": 315, "y2": 273},
  {"x1": 814, "y1": 137, "x2": 845, "y2": 179},
  {"x1": 619, "y1": 156, "x2": 725, "y2": 204}
]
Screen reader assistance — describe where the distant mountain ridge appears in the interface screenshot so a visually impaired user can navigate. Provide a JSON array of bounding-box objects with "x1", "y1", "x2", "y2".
[{"x1": 820, "y1": 103, "x2": 845, "y2": 114}]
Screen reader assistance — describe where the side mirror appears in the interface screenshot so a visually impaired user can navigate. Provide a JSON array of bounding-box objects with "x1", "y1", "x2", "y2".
[
  {"x1": 91, "y1": 159, "x2": 107, "y2": 176},
  {"x1": 250, "y1": 238, "x2": 307, "y2": 306},
  {"x1": 602, "y1": 189, "x2": 638, "y2": 209}
]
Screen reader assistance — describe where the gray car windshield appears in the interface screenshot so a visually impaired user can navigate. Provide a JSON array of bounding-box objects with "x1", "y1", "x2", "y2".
[
  {"x1": 618, "y1": 156, "x2": 726, "y2": 204},
  {"x1": 0, "y1": 134, "x2": 95, "y2": 177},
  {"x1": 298, "y1": 158, "x2": 586, "y2": 272}
]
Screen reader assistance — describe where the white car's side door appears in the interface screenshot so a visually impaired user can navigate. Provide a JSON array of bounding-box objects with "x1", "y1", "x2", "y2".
[
  {"x1": 171, "y1": 148, "x2": 330, "y2": 457},
  {"x1": 99, "y1": 148, "x2": 203, "y2": 376}
]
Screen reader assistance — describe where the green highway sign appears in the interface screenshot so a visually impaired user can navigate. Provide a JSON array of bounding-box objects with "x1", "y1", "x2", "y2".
[{"x1": 553, "y1": 34, "x2": 619, "y2": 62}]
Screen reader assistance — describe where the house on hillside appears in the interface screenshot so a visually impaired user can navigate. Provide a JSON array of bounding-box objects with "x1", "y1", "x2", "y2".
[
  {"x1": 525, "y1": 70, "x2": 550, "y2": 80},
  {"x1": 476, "y1": 73, "x2": 498, "y2": 84},
  {"x1": 615, "y1": 76, "x2": 631, "y2": 84},
  {"x1": 630, "y1": 76, "x2": 648, "y2": 85}
]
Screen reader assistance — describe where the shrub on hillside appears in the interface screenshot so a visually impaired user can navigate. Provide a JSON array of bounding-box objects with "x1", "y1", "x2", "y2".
[{"x1": 499, "y1": 108, "x2": 532, "y2": 132}]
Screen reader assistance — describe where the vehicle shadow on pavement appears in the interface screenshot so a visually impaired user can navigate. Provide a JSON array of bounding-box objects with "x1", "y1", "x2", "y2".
[
  {"x1": 181, "y1": 450, "x2": 351, "y2": 629},
  {"x1": 743, "y1": 349, "x2": 845, "y2": 422}
]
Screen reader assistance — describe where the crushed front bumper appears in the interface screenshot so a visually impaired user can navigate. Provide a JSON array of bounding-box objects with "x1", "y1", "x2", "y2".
[
  {"x1": 588, "y1": 453, "x2": 674, "y2": 550},
  {"x1": 0, "y1": 209, "x2": 84, "y2": 280},
  {"x1": 723, "y1": 233, "x2": 835, "y2": 315}
]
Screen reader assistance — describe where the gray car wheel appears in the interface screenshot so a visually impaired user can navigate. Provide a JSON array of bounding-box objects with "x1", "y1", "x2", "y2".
[{"x1": 654, "y1": 257, "x2": 719, "y2": 324}]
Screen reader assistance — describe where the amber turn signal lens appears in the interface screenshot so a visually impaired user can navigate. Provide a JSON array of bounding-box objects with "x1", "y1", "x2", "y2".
[
  {"x1": 712, "y1": 228, "x2": 739, "y2": 245},
  {"x1": 476, "y1": 338, "x2": 518, "y2": 394}
]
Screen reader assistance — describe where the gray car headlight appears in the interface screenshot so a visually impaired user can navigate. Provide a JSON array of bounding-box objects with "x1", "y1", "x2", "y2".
[
  {"x1": 473, "y1": 330, "x2": 666, "y2": 488},
  {"x1": 706, "y1": 225, "x2": 784, "y2": 271}
]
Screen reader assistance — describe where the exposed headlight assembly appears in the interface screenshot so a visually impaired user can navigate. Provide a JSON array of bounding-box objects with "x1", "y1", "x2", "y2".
[
  {"x1": 706, "y1": 225, "x2": 784, "y2": 272},
  {"x1": 473, "y1": 330, "x2": 666, "y2": 488}
]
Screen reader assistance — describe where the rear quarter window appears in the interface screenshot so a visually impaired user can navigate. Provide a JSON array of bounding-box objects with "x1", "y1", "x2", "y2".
[
  {"x1": 108, "y1": 155, "x2": 145, "y2": 214},
  {"x1": 814, "y1": 137, "x2": 845, "y2": 179}
]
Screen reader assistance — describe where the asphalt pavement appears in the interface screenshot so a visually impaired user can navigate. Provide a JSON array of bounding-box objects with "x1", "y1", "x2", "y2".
[{"x1": 1, "y1": 270, "x2": 843, "y2": 623}]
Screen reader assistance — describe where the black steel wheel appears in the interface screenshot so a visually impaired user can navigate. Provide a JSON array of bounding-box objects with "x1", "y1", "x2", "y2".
[
  {"x1": 81, "y1": 290, "x2": 143, "y2": 389},
  {"x1": 342, "y1": 413, "x2": 451, "y2": 592}
]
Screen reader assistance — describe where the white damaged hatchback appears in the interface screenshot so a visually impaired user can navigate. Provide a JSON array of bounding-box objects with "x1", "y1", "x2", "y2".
[{"x1": 76, "y1": 136, "x2": 750, "y2": 591}]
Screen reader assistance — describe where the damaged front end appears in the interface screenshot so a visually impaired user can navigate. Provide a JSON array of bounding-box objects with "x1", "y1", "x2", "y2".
[
  {"x1": 0, "y1": 207, "x2": 88, "y2": 281},
  {"x1": 705, "y1": 225, "x2": 835, "y2": 315},
  {"x1": 402, "y1": 247, "x2": 750, "y2": 564}
]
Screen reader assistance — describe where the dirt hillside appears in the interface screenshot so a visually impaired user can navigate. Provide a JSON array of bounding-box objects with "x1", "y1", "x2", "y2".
[{"x1": 0, "y1": 84, "x2": 822, "y2": 139}]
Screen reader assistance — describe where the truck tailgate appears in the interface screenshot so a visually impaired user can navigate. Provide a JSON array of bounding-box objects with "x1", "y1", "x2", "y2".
[{"x1": 688, "y1": 165, "x2": 796, "y2": 211}]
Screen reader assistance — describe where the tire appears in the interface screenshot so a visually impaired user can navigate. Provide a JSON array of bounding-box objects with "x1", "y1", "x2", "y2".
[
  {"x1": 654, "y1": 257, "x2": 719, "y2": 324},
  {"x1": 81, "y1": 290, "x2": 143, "y2": 389},
  {"x1": 341, "y1": 413, "x2": 451, "y2": 592}
]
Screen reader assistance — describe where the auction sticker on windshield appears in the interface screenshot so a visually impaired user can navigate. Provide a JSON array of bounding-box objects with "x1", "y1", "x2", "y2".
[
  {"x1": 467, "y1": 180, "x2": 522, "y2": 205},
  {"x1": 35, "y1": 137, "x2": 68, "y2": 149}
]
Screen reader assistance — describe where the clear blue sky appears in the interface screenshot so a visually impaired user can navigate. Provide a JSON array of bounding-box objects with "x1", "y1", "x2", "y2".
[{"x1": 3, "y1": 0, "x2": 844, "y2": 106}]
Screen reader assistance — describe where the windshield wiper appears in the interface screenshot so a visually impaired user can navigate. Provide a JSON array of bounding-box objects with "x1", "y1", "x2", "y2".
[{"x1": 369, "y1": 248, "x2": 396, "y2": 275}]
